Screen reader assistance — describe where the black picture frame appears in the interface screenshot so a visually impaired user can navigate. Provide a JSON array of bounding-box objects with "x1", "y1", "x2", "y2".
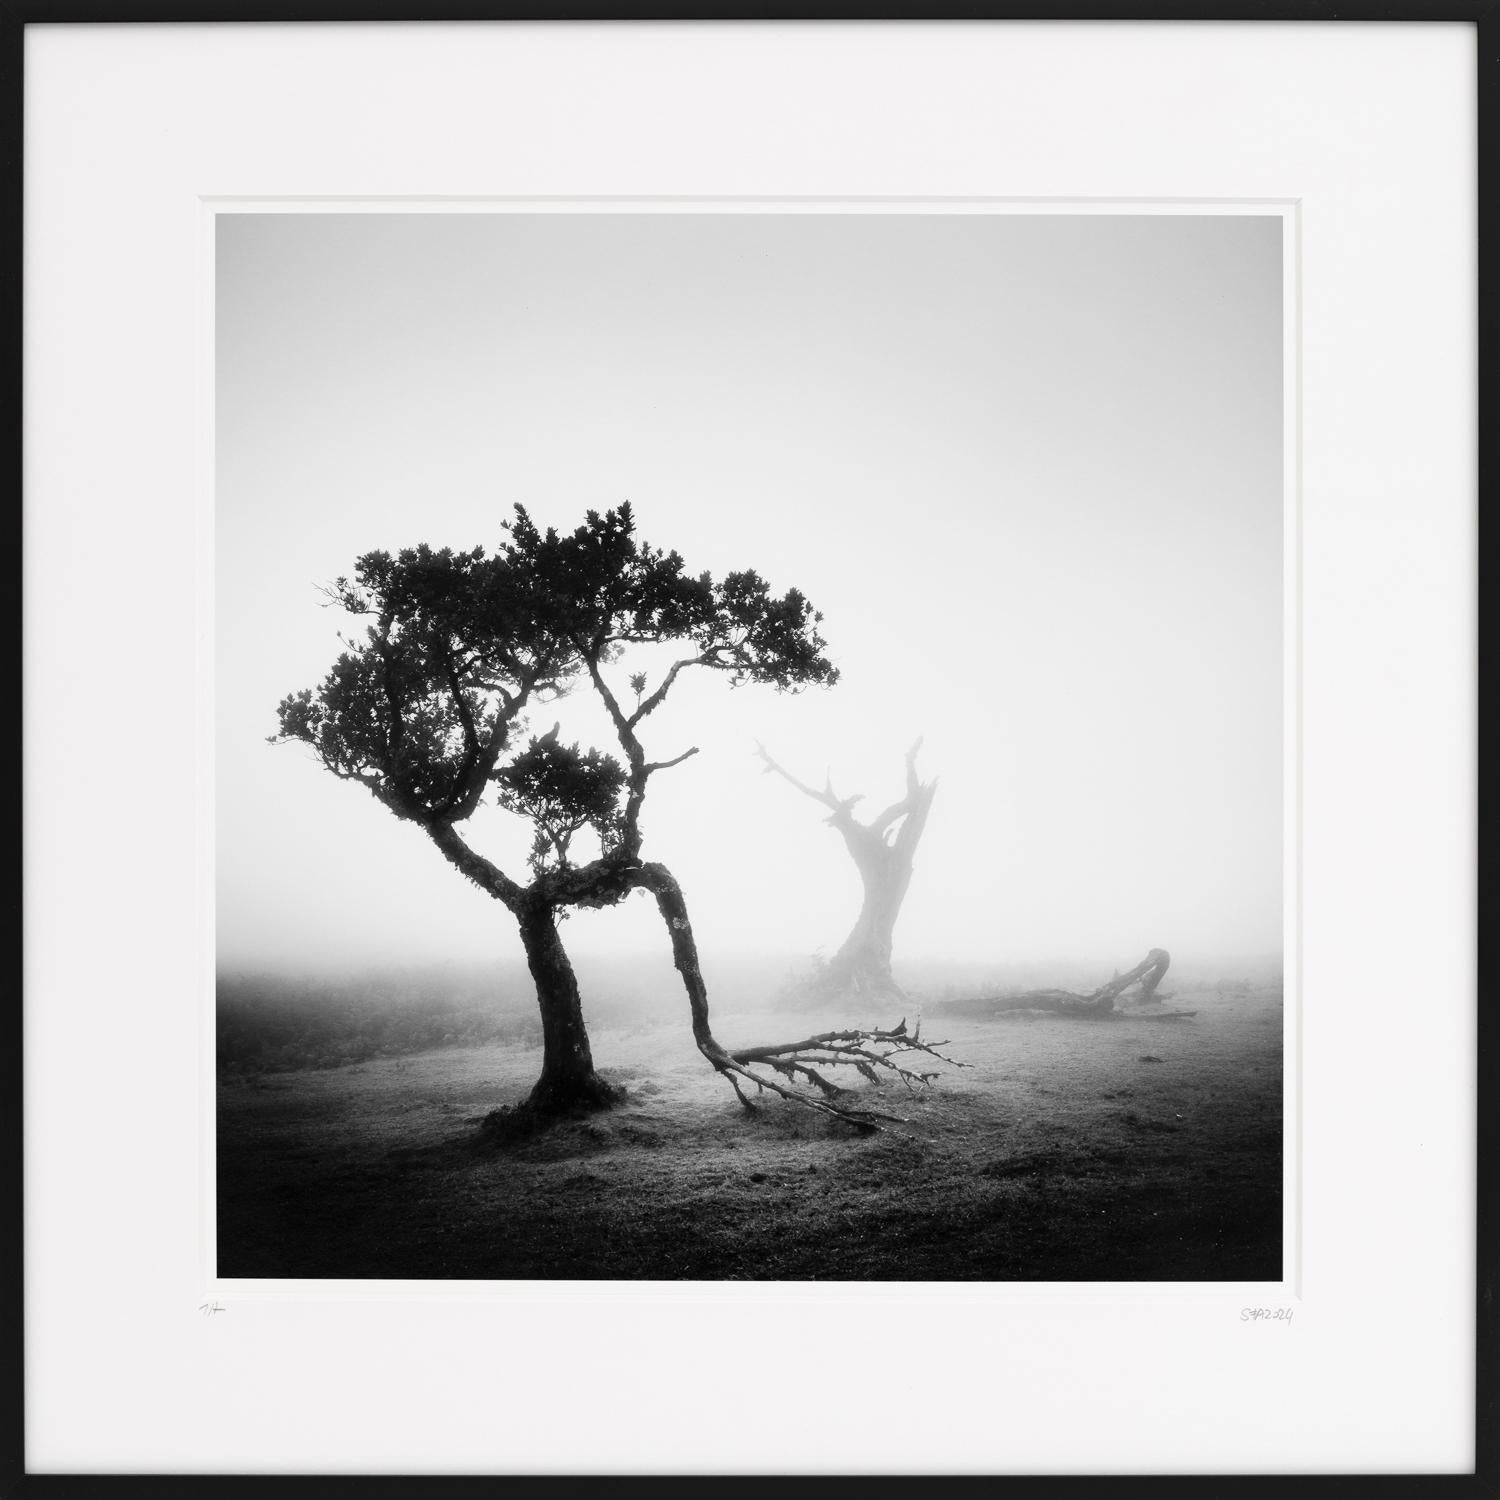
[{"x1": 4, "y1": 4, "x2": 1491, "y2": 1490}]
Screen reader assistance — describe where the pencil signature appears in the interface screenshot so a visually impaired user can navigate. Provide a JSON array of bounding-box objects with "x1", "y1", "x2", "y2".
[{"x1": 198, "y1": 1300, "x2": 227, "y2": 1317}]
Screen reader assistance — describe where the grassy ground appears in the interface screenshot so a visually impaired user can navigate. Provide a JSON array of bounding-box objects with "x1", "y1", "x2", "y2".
[{"x1": 216, "y1": 981, "x2": 1282, "y2": 1281}]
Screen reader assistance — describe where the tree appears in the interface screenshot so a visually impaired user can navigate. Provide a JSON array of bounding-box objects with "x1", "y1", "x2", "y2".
[
  {"x1": 272, "y1": 535, "x2": 627, "y2": 1111},
  {"x1": 755, "y1": 739, "x2": 937, "y2": 1004},
  {"x1": 273, "y1": 504, "x2": 962, "y2": 1125}
]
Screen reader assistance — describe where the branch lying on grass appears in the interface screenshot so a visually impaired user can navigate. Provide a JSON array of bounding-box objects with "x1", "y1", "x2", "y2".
[
  {"x1": 937, "y1": 948, "x2": 1192, "y2": 1021},
  {"x1": 720, "y1": 1018, "x2": 970, "y2": 1125},
  {"x1": 635, "y1": 859, "x2": 965, "y2": 1131}
]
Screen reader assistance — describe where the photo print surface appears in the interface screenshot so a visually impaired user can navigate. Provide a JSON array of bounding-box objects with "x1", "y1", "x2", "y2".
[{"x1": 216, "y1": 210, "x2": 1284, "y2": 1281}]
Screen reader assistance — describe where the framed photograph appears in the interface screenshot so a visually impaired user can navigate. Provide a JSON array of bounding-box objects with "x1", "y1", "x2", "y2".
[{"x1": 17, "y1": 12, "x2": 1483, "y2": 1480}]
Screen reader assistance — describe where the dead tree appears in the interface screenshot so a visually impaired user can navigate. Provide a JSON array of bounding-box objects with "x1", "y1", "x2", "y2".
[
  {"x1": 756, "y1": 739, "x2": 937, "y2": 1003},
  {"x1": 937, "y1": 948, "x2": 1192, "y2": 1020}
]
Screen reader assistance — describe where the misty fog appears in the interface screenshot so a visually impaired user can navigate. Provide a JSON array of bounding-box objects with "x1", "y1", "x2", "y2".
[{"x1": 216, "y1": 210, "x2": 1283, "y2": 994}]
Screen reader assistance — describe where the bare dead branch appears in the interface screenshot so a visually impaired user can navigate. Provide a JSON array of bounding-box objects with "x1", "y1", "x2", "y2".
[
  {"x1": 754, "y1": 742, "x2": 852, "y2": 814},
  {"x1": 936, "y1": 948, "x2": 1181, "y2": 1020},
  {"x1": 722, "y1": 1019, "x2": 969, "y2": 1117},
  {"x1": 759, "y1": 742, "x2": 937, "y2": 1000},
  {"x1": 644, "y1": 746, "x2": 701, "y2": 776},
  {"x1": 713, "y1": 1055, "x2": 909, "y2": 1129}
]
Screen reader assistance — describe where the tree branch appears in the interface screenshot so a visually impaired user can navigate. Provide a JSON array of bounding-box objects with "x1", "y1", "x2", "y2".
[
  {"x1": 868, "y1": 740, "x2": 935, "y2": 841},
  {"x1": 727, "y1": 1020, "x2": 969, "y2": 1095},
  {"x1": 581, "y1": 647, "x2": 635, "y2": 752},
  {"x1": 632, "y1": 860, "x2": 964, "y2": 1132},
  {"x1": 372, "y1": 618, "x2": 405, "y2": 766},
  {"x1": 905, "y1": 736, "x2": 924, "y2": 797},
  {"x1": 434, "y1": 635, "x2": 484, "y2": 817},
  {"x1": 627, "y1": 655, "x2": 703, "y2": 728},
  {"x1": 754, "y1": 743, "x2": 858, "y2": 816},
  {"x1": 422, "y1": 820, "x2": 524, "y2": 908},
  {"x1": 937, "y1": 949, "x2": 1179, "y2": 1019},
  {"x1": 644, "y1": 746, "x2": 700, "y2": 776}
]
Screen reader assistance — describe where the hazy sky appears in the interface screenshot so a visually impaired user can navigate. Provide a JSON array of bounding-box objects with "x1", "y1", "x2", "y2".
[{"x1": 217, "y1": 211, "x2": 1282, "y2": 978}]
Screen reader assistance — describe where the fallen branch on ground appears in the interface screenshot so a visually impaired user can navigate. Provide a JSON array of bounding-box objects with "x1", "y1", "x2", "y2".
[
  {"x1": 635, "y1": 860, "x2": 965, "y2": 1130},
  {"x1": 936, "y1": 948, "x2": 1190, "y2": 1021},
  {"x1": 717, "y1": 1018, "x2": 970, "y2": 1125}
]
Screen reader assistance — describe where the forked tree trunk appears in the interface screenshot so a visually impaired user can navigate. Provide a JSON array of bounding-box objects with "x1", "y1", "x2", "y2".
[
  {"x1": 516, "y1": 898, "x2": 622, "y2": 1112},
  {"x1": 757, "y1": 740, "x2": 936, "y2": 1001}
]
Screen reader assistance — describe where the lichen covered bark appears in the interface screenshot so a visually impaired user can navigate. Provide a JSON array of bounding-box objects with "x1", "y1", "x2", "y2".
[{"x1": 516, "y1": 897, "x2": 623, "y2": 1112}]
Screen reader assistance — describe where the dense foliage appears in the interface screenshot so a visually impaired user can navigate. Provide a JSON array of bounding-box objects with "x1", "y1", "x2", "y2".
[
  {"x1": 272, "y1": 502, "x2": 839, "y2": 877},
  {"x1": 493, "y1": 734, "x2": 629, "y2": 873}
]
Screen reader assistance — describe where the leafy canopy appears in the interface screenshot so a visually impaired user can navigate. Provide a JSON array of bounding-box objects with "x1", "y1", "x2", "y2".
[
  {"x1": 273, "y1": 541, "x2": 573, "y2": 826},
  {"x1": 494, "y1": 734, "x2": 628, "y2": 875},
  {"x1": 504, "y1": 502, "x2": 839, "y2": 697},
  {"x1": 273, "y1": 503, "x2": 839, "y2": 878}
]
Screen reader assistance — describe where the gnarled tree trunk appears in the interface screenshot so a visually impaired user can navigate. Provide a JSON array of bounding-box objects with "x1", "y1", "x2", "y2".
[
  {"x1": 823, "y1": 832, "x2": 923, "y2": 997},
  {"x1": 424, "y1": 820, "x2": 626, "y2": 1116},
  {"x1": 757, "y1": 739, "x2": 936, "y2": 1002},
  {"x1": 515, "y1": 897, "x2": 622, "y2": 1112}
]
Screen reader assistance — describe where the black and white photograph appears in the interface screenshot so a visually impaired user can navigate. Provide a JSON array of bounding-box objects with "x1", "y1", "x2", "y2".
[{"x1": 214, "y1": 208, "x2": 1286, "y2": 1283}]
